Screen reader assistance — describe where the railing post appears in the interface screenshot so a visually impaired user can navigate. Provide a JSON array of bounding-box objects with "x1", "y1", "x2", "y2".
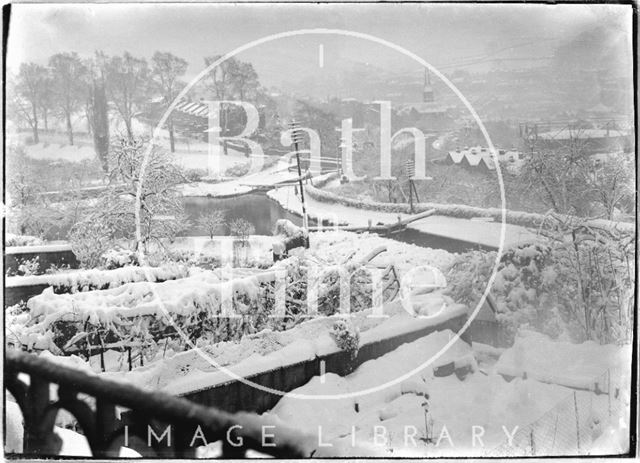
[{"x1": 24, "y1": 375, "x2": 59, "y2": 455}]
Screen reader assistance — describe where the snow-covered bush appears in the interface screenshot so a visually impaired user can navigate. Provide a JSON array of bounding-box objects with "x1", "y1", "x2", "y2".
[
  {"x1": 6, "y1": 233, "x2": 44, "y2": 247},
  {"x1": 70, "y1": 137, "x2": 190, "y2": 263},
  {"x1": 16, "y1": 257, "x2": 40, "y2": 276},
  {"x1": 101, "y1": 248, "x2": 139, "y2": 269},
  {"x1": 182, "y1": 168, "x2": 207, "y2": 182},
  {"x1": 446, "y1": 229, "x2": 635, "y2": 345},
  {"x1": 69, "y1": 219, "x2": 116, "y2": 268},
  {"x1": 224, "y1": 163, "x2": 250, "y2": 177},
  {"x1": 330, "y1": 318, "x2": 360, "y2": 359},
  {"x1": 11, "y1": 254, "x2": 378, "y2": 356}
]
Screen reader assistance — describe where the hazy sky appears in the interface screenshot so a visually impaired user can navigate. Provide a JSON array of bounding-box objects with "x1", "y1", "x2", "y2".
[{"x1": 6, "y1": 3, "x2": 632, "y2": 88}]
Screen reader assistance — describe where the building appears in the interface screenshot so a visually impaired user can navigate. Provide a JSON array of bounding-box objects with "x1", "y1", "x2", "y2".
[
  {"x1": 535, "y1": 126, "x2": 633, "y2": 154},
  {"x1": 397, "y1": 69, "x2": 453, "y2": 132},
  {"x1": 445, "y1": 146, "x2": 524, "y2": 174}
]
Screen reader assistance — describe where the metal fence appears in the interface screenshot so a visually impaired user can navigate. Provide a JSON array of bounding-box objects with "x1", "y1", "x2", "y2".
[
  {"x1": 491, "y1": 368, "x2": 629, "y2": 456},
  {"x1": 4, "y1": 349, "x2": 318, "y2": 458}
]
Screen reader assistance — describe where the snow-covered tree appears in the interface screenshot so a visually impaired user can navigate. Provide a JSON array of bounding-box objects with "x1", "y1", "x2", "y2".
[
  {"x1": 69, "y1": 136, "x2": 188, "y2": 265},
  {"x1": 197, "y1": 210, "x2": 226, "y2": 239}
]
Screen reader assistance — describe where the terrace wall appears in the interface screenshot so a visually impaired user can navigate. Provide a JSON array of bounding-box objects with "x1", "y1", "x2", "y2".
[{"x1": 179, "y1": 313, "x2": 468, "y2": 414}]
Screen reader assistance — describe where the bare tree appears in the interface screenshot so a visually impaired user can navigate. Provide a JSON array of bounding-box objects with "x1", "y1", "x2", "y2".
[
  {"x1": 85, "y1": 52, "x2": 110, "y2": 172},
  {"x1": 37, "y1": 71, "x2": 55, "y2": 133},
  {"x1": 584, "y1": 153, "x2": 634, "y2": 220},
  {"x1": 15, "y1": 63, "x2": 49, "y2": 143},
  {"x1": 521, "y1": 134, "x2": 594, "y2": 216},
  {"x1": 228, "y1": 218, "x2": 255, "y2": 245},
  {"x1": 151, "y1": 51, "x2": 188, "y2": 152},
  {"x1": 197, "y1": 210, "x2": 226, "y2": 239},
  {"x1": 233, "y1": 61, "x2": 259, "y2": 100},
  {"x1": 105, "y1": 52, "x2": 149, "y2": 139},
  {"x1": 49, "y1": 52, "x2": 87, "y2": 145}
]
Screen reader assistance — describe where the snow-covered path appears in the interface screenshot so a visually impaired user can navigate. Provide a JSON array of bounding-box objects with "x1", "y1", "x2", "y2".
[
  {"x1": 180, "y1": 155, "x2": 306, "y2": 197},
  {"x1": 268, "y1": 185, "x2": 538, "y2": 249}
]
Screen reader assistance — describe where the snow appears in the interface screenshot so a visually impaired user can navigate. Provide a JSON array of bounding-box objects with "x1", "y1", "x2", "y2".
[
  {"x1": 265, "y1": 329, "x2": 628, "y2": 456},
  {"x1": 5, "y1": 233, "x2": 44, "y2": 247},
  {"x1": 408, "y1": 215, "x2": 538, "y2": 249},
  {"x1": 309, "y1": 230, "x2": 458, "y2": 276},
  {"x1": 495, "y1": 330, "x2": 632, "y2": 391},
  {"x1": 168, "y1": 235, "x2": 277, "y2": 266},
  {"x1": 23, "y1": 267, "x2": 276, "y2": 328},
  {"x1": 111, "y1": 294, "x2": 466, "y2": 396},
  {"x1": 6, "y1": 243, "x2": 74, "y2": 255},
  {"x1": 6, "y1": 264, "x2": 190, "y2": 292},
  {"x1": 179, "y1": 155, "x2": 303, "y2": 197},
  {"x1": 24, "y1": 142, "x2": 96, "y2": 162}
]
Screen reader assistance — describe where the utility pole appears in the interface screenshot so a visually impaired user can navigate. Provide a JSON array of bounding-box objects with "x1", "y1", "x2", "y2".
[
  {"x1": 404, "y1": 159, "x2": 420, "y2": 214},
  {"x1": 290, "y1": 120, "x2": 309, "y2": 233}
]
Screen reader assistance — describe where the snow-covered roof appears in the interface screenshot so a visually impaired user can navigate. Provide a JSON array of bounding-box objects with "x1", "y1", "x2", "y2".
[
  {"x1": 446, "y1": 146, "x2": 521, "y2": 171},
  {"x1": 537, "y1": 128, "x2": 627, "y2": 140}
]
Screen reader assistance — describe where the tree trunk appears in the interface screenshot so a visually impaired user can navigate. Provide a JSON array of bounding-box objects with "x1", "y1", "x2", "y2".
[
  {"x1": 91, "y1": 79, "x2": 110, "y2": 172},
  {"x1": 125, "y1": 118, "x2": 133, "y2": 140},
  {"x1": 31, "y1": 102, "x2": 39, "y2": 144},
  {"x1": 43, "y1": 110, "x2": 48, "y2": 132},
  {"x1": 66, "y1": 111, "x2": 74, "y2": 145},
  {"x1": 168, "y1": 117, "x2": 176, "y2": 153}
]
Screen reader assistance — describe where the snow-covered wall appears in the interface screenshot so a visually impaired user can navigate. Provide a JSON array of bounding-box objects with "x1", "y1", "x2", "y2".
[
  {"x1": 5, "y1": 245, "x2": 80, "y2": 276},
  {"x1": 304, "y1": 185, "x2": 634, "y2": 235},
  {"x1": 177, "y1": 310, "x2": 468, "y2": 414}
]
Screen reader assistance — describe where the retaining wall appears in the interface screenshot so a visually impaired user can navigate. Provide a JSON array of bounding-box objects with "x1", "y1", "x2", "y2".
[
  {"x1": 5, "y1": 244, "x2": 79, "y2": 276},
  {"x1": 179, "y1": 313, "x2": 468, "y2": 414}
]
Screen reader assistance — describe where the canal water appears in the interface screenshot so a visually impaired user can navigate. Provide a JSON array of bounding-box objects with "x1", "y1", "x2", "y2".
[
  {"x1": 183, "y1": 194, "x2": 487, "y2": 253},
  {"x1": 183, "y1": 193, "x2": 302, "y2": 236}
]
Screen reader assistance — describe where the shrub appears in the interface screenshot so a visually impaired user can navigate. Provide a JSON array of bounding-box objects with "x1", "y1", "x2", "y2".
[
  {"x1": 228, "y1": 218, "x2": 255, "y2": 245},
  {"x1": 224, "y1": 163, "x2": 250, "y2": 177},
  {"x1": 101, "y1": 248, "x2": 140, "y2": 269},
  {"x1": 183, "y1": 168, "x2": 207, "y2": 182},
  {"x1": 330, "y1": 319, "x2": 360, "y2": 359},
  {"x1": 16, "y1": 257, "x2": 40, "y2": 276}
]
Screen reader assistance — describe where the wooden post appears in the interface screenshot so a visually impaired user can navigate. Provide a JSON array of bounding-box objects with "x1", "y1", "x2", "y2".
[{"x1": 573, "y1": 391, "x2": 580, "y2": 450}]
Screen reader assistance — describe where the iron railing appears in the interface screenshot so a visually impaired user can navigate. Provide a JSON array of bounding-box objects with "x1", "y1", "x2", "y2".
[{"x1": 4, "y1": 349, "x2": 319, "y2": 458}]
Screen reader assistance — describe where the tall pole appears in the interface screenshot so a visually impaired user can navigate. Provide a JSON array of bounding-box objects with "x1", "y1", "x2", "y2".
[{"x1": 290, "y1": 120, "x2": 309, "y2": 231}]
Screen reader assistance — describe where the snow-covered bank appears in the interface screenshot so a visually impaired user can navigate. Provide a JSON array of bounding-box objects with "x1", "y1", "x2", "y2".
[
  {"x1": 266, "y1": 329, "x2": 630, "y2": 457},
  {"x1": 495, "y1": 330, "x2": 632, "y2": 390},
  {"x1": 268, "y1": 185, "x2": 537, "y2": 249}
]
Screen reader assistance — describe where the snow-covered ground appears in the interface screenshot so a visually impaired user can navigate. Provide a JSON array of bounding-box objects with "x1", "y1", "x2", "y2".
[
  {"x1": 266, "y1": 330, "x2": 631, "y2": 457},
  {"x1": 495, "y1": 330, "x2": 632, "y2": 391}
]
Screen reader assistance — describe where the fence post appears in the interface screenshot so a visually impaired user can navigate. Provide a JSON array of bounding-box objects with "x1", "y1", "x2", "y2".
[
  {"x1": 607, "y1": 369, "x2": 612, "y2": 417},
  {"x1": 529, "y1": 429, "x2": 535, "y2": 456},
  {"x1": 573, "y1": 391, "x2": 580, "y2": 451}
]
